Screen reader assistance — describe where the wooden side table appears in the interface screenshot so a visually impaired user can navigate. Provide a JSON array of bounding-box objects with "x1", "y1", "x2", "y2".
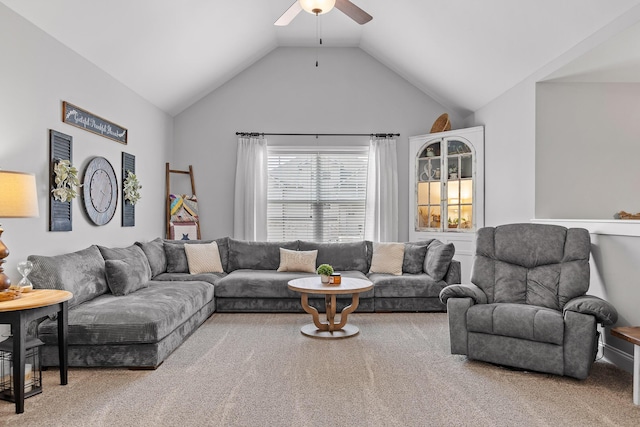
[
  {"x1": 611, "y1": 326, "x2": 640, "y2": 405},
  {"x1": 0, "y1": 289, "x2": 72, "y2": 413}
]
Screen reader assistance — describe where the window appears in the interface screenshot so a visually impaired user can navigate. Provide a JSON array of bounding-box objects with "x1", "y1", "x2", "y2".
[{"x1": 267, "y1": 147, "x2": 369, "y2": 242}]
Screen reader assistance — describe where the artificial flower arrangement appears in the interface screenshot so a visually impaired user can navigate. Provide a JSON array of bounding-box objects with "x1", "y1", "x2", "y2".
[
  {"x1": 51, "y1": 159, "x2": 81, "y2": 202},
  {"x1": 123, "y1": 170, "x2": 142, "y2": 205}
]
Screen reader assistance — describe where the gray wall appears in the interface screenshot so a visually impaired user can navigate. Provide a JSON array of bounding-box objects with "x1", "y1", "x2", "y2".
[
  {"x1": 536, "y1": 82, "x2": 640, "y2": 219},
  {"x1": 173, "y1": 46, "x2": 462, "y2": 242},
  {"x1": 0, "y1": 4, "x2": 173, "y2": 284}
]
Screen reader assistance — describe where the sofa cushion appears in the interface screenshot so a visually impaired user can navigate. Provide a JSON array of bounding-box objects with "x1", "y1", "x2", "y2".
[
  {"x1": 368, "y1": 273, "x2": 446, "y2": 298},
  {"x1": 227, "y1": 239, "x2": 297, "y2": 271},
  {"x1": 98, "y1": 244, "x2": 152, "y2": 283},
  {"x1": 277, "y1": 248, "x2": 318, "y2": 273},
  {"x1": 135, "y1": 238, "x2": 167, "y2": 277},
  {"x1": 153, "y1": 272, "x2": 223, "y2": 285},
  {"x1": 184, "y1": 242, "x2": 224, "y2": 274},
  {"x1": 215, "y1": 270, "x2": 313, "y2": 298},
  {"x1": 37, "y1": 280, "x2": 215, "y2": 346},
  {"x1": 164, "y1": 239, "x2": 230, "y2": 273},
  {"x1": 424, "y1": 240, "x2": 455, "y2": 280},
  {"x1": 215, "y1": 270, "x2": 372, "y2": 298},
  {"x1": 104, "y1": 259, "x2": 150, "y2": 296},
  {"x1": 402, "y1": 242, "x2": 430, "y2": 274},
  {"x1": 369, "y1": 242, "x2": 405, "y2": 275},
  {"x1": 298, "y1": 241, "x2": 369, "y2": 273},
  {"x1": 467, "y1": 303, "x2": 564, "y2": 346},
  {"x1": 27, "y1": 245, "x2": 108, "y2": 308}
]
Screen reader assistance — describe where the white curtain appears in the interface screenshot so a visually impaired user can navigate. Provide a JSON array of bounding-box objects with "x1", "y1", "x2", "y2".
[
  {"x1": 365, "y1": 137, "x2": 398, "y2": 242},
  {"x1": 233, "y1": 136, "x2": 268, "y2": 241}
]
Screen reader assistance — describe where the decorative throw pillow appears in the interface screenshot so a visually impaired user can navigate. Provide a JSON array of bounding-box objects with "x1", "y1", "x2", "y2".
[
  {"x1": 98, "y1": 244, "x2": 152, "y2": 283},
  {"x1": 184, "y1": 242, "x2": 224, "y2": 274},
  {"x1": 104, "y1": 259, "x2": 150, "y2": 296},
  {"x1": 424, "y1": 240, "x2": 456, "y2": 280},
  {"x1": 277, "y1": 248, "x2": 318, "y2": 273},
  {"x1": 369, "y1": 242, "x2": 405, "y2": 275},
  {"x1": 163, "y1": 240, "x2": 215, "y2": 273},
  {"x1": 402, "y1": 243, "x2": 429, "y2": 274}
]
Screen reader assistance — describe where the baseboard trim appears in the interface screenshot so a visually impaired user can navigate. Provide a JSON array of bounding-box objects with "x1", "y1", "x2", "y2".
[{"x1": 601, "y1": 341, "x2": 634, "y2": 374}]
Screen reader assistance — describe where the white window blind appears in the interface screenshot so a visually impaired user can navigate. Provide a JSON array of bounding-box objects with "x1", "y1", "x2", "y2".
[{"x1": 267, "y1": 147, "x2": 369, "y2": 243}]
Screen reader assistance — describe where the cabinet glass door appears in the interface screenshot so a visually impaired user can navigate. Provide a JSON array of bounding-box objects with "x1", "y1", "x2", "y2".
[
  {"x1": 415, "y1": 138, "x2": 475, "y2": 232},
  {"x1": 417, "y1": 142, "x2": 442, "y2": 229}
]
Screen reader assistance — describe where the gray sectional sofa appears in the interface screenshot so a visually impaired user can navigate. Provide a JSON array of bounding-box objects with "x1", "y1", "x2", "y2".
[{"x1": 28, "y1": 237, "x2": 460, "y2": 368}]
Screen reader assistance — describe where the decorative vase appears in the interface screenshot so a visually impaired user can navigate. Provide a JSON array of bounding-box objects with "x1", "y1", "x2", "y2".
[{"x1": 320, "y1": 274, "x2": 330, "y2": 284}]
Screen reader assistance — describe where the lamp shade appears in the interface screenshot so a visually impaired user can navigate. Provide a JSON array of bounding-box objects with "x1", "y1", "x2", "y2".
[
  {"x1": 0, "y1": 170, "x2": 39, "y2": 218},
  {"x1": 299, "y1": 0, "x2": 336, "y2": 15}
]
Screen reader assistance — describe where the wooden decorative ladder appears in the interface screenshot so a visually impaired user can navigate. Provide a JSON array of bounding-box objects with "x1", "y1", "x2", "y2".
[{"x1": 165, "y1": 163, "x2": 201, "y2": 239}]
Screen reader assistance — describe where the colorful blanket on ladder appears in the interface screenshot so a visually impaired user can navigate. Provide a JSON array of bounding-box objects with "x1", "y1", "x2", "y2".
[{"x1": 170, "y1": 194, "x2": 199, "y2": 223}]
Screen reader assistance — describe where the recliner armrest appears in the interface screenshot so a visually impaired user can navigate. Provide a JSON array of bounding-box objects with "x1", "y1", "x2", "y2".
[
  {"x1": 439, "y1": 283, "x2": 487, "y2": 305},
  {"x1": 563, "y1": 295, "x2": 618, "y2": 326}
]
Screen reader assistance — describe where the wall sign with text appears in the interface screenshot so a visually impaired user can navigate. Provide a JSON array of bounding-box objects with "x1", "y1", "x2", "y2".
[{"x1": 62, "y1": 101, "x2": 128, "y2": 144}]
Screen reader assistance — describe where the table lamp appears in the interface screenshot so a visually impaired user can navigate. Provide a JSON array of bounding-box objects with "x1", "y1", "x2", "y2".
[{"x1": 0, "y1": 170, "x2": 39, "y2": 291}]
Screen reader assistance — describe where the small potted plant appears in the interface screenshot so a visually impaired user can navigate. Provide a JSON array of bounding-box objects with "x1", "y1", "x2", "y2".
[
  {"x1": 51, "y1": 159, "x2": 81, "y2": 202},
  {"x1": 448, "y1": 217, "x2": 459, "y2": 228},
  {"x1": 448, "y1": 165, "x2": 458, "y2": 179},
  {"x1": 316, "y1": 264, "x2": 334, "y2": 284}
]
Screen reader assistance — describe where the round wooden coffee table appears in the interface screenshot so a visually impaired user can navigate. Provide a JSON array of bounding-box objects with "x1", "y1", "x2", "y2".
[{"x1": 288, "y1": 277, "x2": 373, "y2": 339}]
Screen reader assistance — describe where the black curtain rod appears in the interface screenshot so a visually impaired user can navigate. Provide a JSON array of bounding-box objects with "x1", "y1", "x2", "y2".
[{"x1": 235, "y1": 132, "x2": 400, "y2": 138}]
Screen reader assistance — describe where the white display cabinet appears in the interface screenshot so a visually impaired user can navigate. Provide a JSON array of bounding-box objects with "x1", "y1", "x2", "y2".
[{"x1": 409, "y1": 126, "x2": 484, "y2": 282}]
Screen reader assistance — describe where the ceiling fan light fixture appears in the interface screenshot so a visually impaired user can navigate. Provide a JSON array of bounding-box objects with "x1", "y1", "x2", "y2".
[{"x1": 299, "y1": 0, "x2": 336, "y2": 15}]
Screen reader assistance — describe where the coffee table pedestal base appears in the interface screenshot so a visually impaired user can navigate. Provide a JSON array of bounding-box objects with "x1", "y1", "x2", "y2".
[
  {"x1": 288, "y1": 277, "x2": 373, "y2": 341},
  {"x1": 300, "y1": 323, "x2": 359, "y2": 339}
]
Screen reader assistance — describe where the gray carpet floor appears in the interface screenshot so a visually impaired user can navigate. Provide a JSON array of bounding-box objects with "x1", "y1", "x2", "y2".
[{"x1": 1, "y1": 312, "x2": 639, "y2": 426}]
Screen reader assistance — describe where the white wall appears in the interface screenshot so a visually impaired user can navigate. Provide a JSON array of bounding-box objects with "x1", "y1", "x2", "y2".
[
  {"x1": 174, "y1": 46, "x2": 462, "y2": 242},
  {"x1": 590, "y1": 233, "x2": 640, "y2": 365},
  {"x1": 0, "y1": 4, "x2": 173, "y2": 288},
  {"x1": 536, "y1": 82, "x2": 640, "y2": 219},
  {"x1": 469, "y1": 82, "x2": 537, "y2": 226}
]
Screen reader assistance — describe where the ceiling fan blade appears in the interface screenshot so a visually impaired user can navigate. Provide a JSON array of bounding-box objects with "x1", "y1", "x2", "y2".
[
  {"x1": 335, "y1": 0, "x2": 373, "y2": 25},
  {"x1": 274, "y1": 1, "x2": 303, "y2": 26}
]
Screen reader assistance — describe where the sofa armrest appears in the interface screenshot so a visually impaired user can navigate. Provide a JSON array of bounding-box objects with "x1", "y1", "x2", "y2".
[
  {"x1": 439, "y1": 283, "x2": 487, "y2": 305},
  {"x1": 443, "y1": 260, "x2": 461, "y2": 285},
  {"x1": 563, "y1": 295, "x2": 618, "y2": 326}
]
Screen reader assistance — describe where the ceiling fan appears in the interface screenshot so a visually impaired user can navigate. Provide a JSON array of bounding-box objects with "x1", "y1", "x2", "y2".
[{"x1": 275, "y1": 0, "x2": 373, "y2": 26}]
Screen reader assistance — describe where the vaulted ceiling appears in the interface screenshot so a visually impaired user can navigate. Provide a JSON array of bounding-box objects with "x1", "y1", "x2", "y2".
[{"x1": 3, "y1": 0, "x2": 640, "y2": 117}]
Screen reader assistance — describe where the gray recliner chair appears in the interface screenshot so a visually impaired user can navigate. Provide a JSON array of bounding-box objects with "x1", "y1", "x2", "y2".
[{"x1": 439, "y1": 223, "x2": 618, "y2": 379}]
